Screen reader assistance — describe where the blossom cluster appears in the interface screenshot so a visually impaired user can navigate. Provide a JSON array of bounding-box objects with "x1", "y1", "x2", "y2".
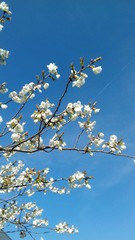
[
  {"x1": 102, "y1": 134, "x2": 126, "y2": 153},
  {"x1": 0, "y1": 1, "x2": 12, "y2": 32},
  {"x1": 65, "y1": 101, "x2": 99, "y2": 123},
  {"x1": 72, "y1": 71, "x2": 88, "y2": 88},
  {"x1": 68, "y1": 171, "x2": 91, "y2": 189},
  {"x1": 70, "y1": 65, "x2": 102, "y2": 88},
  {"x1": 0, "y1": 1, "x2": 11, "y2": 14},
  {"x1": 0, "y1": 159, "x2": 92, "y2": 237},
  {"x1": 2, "y1": 91, "x2": 127, "y2": 161},
  {"x1": 31, "y1": 99, "x2": 54, "y2": 123},
  {"x1": 0, "y1": 82, "x2": 8, "y2": 93},
  {"x1": 47, "y1": 63, "x2": 60, "y2": 79},
  {"x1": 49, "y1": 133, "x2": 66, "y2": 150},
  {"x1": 88, "y1": 132, "x2": 105, "y2": 147},
  {"x1": 8, "y1": 76, "x2": 50, "y2": 106},
  {"x1": 0, "y1": 48, "x2": 9, "y2": 65},
  {"x1": 0, "y1": 159, "x2": 92, "y2": 195},
  {"x1": 55, "y1": 222, "x2": 78, "y2": 234},
  {"x1": 9, "y1": 82, "x2": 41, "y2": 103}
]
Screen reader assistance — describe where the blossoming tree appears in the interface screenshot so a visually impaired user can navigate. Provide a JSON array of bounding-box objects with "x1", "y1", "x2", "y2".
[{"x1": 0, "y1": 2, "x2": 134, "y2": 240}]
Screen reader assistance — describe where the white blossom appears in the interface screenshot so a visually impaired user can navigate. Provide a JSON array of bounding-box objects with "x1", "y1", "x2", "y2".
[
  {"x1": 0, "y1": 82, "x2": 8, "y2": 93},
  {"x1": 14, "y1": 123, "x2": 25, "y2": 133},
  {"x1": 56, "y1": 73, "x2": 60, "y2": 79},
  {"x1": 0, "y1": 24, "x2": 3, "y2": 31},
  {"x1": 0, "y1": 1, "x2": 12, "y2": 14},
  {"x1": 40, "y1": 237, "x2": 44, "y2": 240},
  {"x1": 94, "y1": 108, "x2": 100, "y2": 113},
  {"x1": 43, "y1": 82, "x2": 49, "y2": 89},
  {"x1": 6, "y1": 118, "x2": 18, "y2": 129},
  {"x1": 74, "y1": 101, "x2": 83, "y2": 114},
  {"x1": 33, "y1": 218, "x2": 48, "y2": 227},
  {"x1": 66, "y1": 102, "x2": 73, "y2": 113},
  {"x1": 71, "y1": 171, "x2": 85, "y2": 181},
  {"x1": 98, "y1": 132, "x2": 104, "y2": 138},
  {"x1": 49, "y1": 133, "x2": 66, "y2": 150},
  {"x1": 47, "y1": 63, "x2": 57, "y2": 74},
  {"x1": 72, "y1": 73, "x2": 88, "y2": 88},
  {"x1": 11, "y1": 133, "x2": 21, "y2": 142},
  {"x1": 79, "y1": 120, "x2": 96, "y2": 132},
  {"x1": 19, "y1": 82, "x2": 34, "y2": 96},
  {"x1": 0, "y1": 48, "x2": 9, "y2": 65},
  {"x1": 78, "y1": 121, "x2": 84, "y2": 128},
  {"x1": 0, "y1": 115, "x2": 3, "y2": 123},
  {"x1": 84, "y1": 104, "x2": 92, "y2": 115},
  {"x1": 92, "y1": 66, "x2": 102, "y2": 75},
  {"x1": 25, "y1": 189, "x2": 35, "y2": 196},
  {"x1": 0, "y1": 103, "x2": 7, "y2": 109},
  {"x1": 120, "y1": 142, "x2": 126, "y2": 150},
  {"x1": 55, "y1": 222, "x2": 78, "y2": 234},
  {"x1": 47, "y1": 63, "x2": 60, "y2": 78}
]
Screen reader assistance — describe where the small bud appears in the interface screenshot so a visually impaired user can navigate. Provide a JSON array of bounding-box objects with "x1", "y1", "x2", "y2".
[
  {"x1": 42, "y1": 70, "x2": 45, "y2": 79},
  {"x1": 80, "y1": 57, "x2": 84, "y2": 68}
]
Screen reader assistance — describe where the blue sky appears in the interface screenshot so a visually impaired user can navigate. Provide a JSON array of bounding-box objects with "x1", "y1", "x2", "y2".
[{"x1": 1, "y1": 0, "x2": 135, "y2": 240}]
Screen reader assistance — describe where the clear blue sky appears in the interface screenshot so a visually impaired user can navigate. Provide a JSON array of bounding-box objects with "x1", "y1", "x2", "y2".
[{"x1": 1, "y1": 1, "x2": 135, "y2": 240}]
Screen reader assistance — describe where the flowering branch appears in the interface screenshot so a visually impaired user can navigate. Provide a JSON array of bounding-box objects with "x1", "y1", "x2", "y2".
[{"x1": 0, "y1": 2, "x2": 134, "y2": 240}]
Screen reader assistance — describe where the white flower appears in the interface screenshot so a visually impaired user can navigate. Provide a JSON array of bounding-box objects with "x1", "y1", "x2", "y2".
[
  {"x1": 0, "y1": 82, "x2": 8, "y2": 93},
  {"x1": 120, "y1": 143, "x2": 126, "y2": 150},
  {"x1": 6, "y1": 118, "x2": 18, "y2": 128},
  {"x1": 87, "y1": 121, "x2": 96, "y2": 131},
  {"x1": 44, "y1": 168, "x2": 49, "y2": 174},
  {"x1": 110, "y1": 135, "x2": 117, "y2": 142},
  {"x1": 0, "y1": 115, "x2": 3, "y2": 123},
  {"x1": 47, "y1": 63, "x2": 58, "y2": 74},
  {"x1": 56, "y1": 73, "x2": 60, "y2": 79},
  {"x1": 30, "y1": 93, "x2": 35, "y2": 99},
  {"x1": 55, "y1": 222, "x2": 78, "y2": 234},
  {"x1": 0, "y1": 1, "x2": 12, "y2": 14},
  {"x1": 9, "y1": 91, "x2": 17, "y2": 98},
  {"x1": 26, "y1": 189, "x2": 35, "y2": 196},
  {"x1": 78, "y1": 121, "x2": 84, "y2": 128},
  {"x1": 22, "y1": 202, "x2": 36, "y2": 210},
  {"x1": 49, "y1": 134, "x2": 66, "y2": 150},
  {"x1": 43, "y1": 83, "x2": 49, "y2": 89},
  {"x1": 72, "y1": 73, "x2": 88, "y2": 88},
  {"x1": 119, "y1": 141, "x2": 126, "y2": 150},
  {"x1": 11, "y1": 133, "x2": 20, "y2": 142},
  {"x1": 94, "y1": 108, "x2": 100, "y2": 113},
  {"x1": 0, "y1": 48, "x2": 9, "y2": 65},
  {"x1": 19, "y1": 82, "x2": 34, "y2": 96},
  {"x1": 73, "y1": 171, "x2": 85, "y2": 181},
  {"x1": 14, "y1": 123, "x2": 25, "y2": 133},
  {"x1": 84, "y1": 105, "x2": 92, "y2": 115},
  {"x1": 74, "y1": 101, "x2": 83, "y2": 114},
  {"x1": 0, "y1": 24, "x2": 3, "y2": 31},
  {"x1": 92, "y1": 66, "x2": 102, "y2": 75},
  {"x1": 99, "y1": 132, "x2": 104, "y2": 138},
  {"x1": 40, "y1": 237, "x2": 44, "y2": 240},
  {"x1": 47, "y1": 63, "x2": 60, "y2": 78},
  {"x1": 93, "y1": 138, "x2": 104, "y2": 146},
  {"x1": 66, "y1": 103, "x2": 73, "y2": 113},
  {"x1": 39, "y1": 99, "x2": 54, "y2": 109},
  {"x1": 33, "y1": 219, "x2": 48, "y2": 227},
  {"x1": 86, "y1": 183, "x2": 91, "y2": 189},
  {"x1": 1, "y1": 103, "x2": 7, "y2": 109}
]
